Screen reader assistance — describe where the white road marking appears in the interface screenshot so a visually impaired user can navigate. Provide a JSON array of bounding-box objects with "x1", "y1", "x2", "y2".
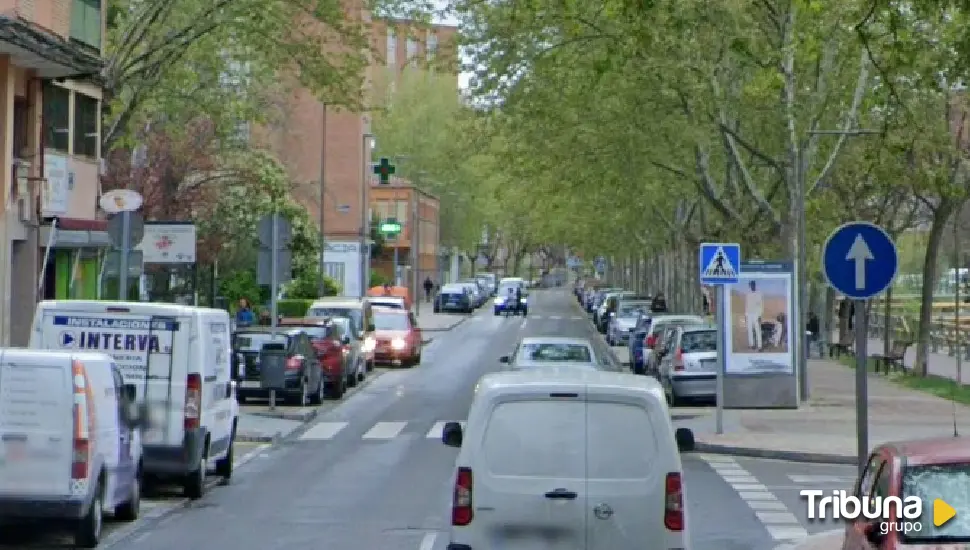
[
  {"x1": 747, "y1": 500, "x2": 789, "y2": 511},
  {"x1": 299, "y1": 421, "x2": 348, "y2": 440},
  {"x1": 712, "y1": 467, "x2": 751, "y2": 477},
  {"x1": 426, "y1": 421, "x2": 467, "y2": 439},
  {"x1": 756, "y1": 511, "x2": 799, "y2": 524},
  {"x1": 549, "y1": 315, "x2": 562, "y2": 320},
  {"x1": 722, "y1": 475, "x2": 759, "y2": 484},
  {"x1": 739, "y1": 491, "x2": 778, "y2": 500},
  {"x1": 362, "y1": 421, "x2": 408, "y2": 439},
  {"x1": 418, "y1": 532, "x2": 437, "y2": 550},
  {"x1": 234, "y1": 443, "x2": 271, "y2": 467},
  {"x1": 787, "y1": 474, "x2": 856, "y2": 484},
  {"x1": 530, "y1": 315, "x2": 543, "y2": 319},
  {"x1": 697, "y1": 454, "x2": 738, "y2": 463},
  {"x1": 767, "y1": 526, "x2": 809, "y2": 540},
  {"x1": 731, "y1": 483, "x2": 769, "y2": 492},
  {"x1": 571, "y1": 316, "x2": 584, "y2": 320}
]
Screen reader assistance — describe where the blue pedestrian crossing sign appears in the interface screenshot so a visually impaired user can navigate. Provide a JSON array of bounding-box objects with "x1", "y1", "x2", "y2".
[
  {"x1": 822, "y1": 221, "x2": 898, "y2": 300},
  {"x1": 699, "y1": 243, "x2": 741, "y2": 284}
]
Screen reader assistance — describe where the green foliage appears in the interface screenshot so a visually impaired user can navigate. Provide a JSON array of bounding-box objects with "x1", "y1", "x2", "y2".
[
  {"x1": 285, "y1": 269, "x2": 341, "y2": 299},
  {"x1": 276, "y1": 299, "x2": 314, "y2": 317},
  {"x1": 369, "y1": 269, "x2": 393, "y2": 287}
]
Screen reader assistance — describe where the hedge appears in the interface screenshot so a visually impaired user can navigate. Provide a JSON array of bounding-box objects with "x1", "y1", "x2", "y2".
[{"x1": 254, "y1": 299, "x2": 313, "y2": 318}]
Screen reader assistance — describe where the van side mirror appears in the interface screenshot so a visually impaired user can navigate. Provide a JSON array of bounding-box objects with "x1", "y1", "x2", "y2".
[
  {"x1": 675, "y1": 428, "x2": 695, "y2": 452},
  {"x1": 123, "y1": 384, "x2": 137, "y2": 402},
  {"x1": 341, "y1": 335, "x2": 351, "y2": 345},
  {"x1": 499, "y1": 355, "x2": 510, "y2": 363},
  {"x1": 367, "y1": 324, "x2": 376, "y2": 332},
  {"x1": 442, "y1": 422, "x2": 463, "y2": 447}
]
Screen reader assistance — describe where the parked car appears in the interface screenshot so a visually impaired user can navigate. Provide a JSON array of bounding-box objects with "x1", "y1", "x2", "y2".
[
  {"x1": 278, "y1": 317, "x2": 366, "y2": 398},
  {"x1": 498, "y1": 337, "x2": 604, "y2": 371},
  {"x1": 659, "y1": 326, "x2": 718, "y2": 405},
  {"x1": 436, "y1": 283, "x2": 474, "y2": 313},
  {"x1": 628, "y1": 313, "x2": 654, "y2": 372},
  {"x1": 371, "y1": 307, "x2": 424, "y2": 367},
  {"x1": 606, "y1": 299, "x2": 652, "y2": 345},
  {"x1": 457, "y1": 281, "x2": 485, "y2": 308},
  {"x1": 232, "y1": 328, "x2": 325, "y2": 405},
  {"x1": 595, "y1": 290, "x2": 636, "y2": 332},
  {"x1": 639, "y1": 315, "x2": 707, "y2": 376}
]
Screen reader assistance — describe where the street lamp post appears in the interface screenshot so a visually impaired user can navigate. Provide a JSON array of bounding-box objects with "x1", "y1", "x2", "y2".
[
  {"x1": 362, "y1": 132, "x2": 374, "y2": 296},
  {"x1": 318, "y1": 102, "x2": 328, "y2": 297}
]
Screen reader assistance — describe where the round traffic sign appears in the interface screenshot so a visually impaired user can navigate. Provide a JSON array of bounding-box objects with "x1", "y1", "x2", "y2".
[
  {"x1": 822, "y1": 221, "x2": 898, "y2": 300},
  {"x1": 99, "y1": 189, "x2": 143, "y2": 213}
]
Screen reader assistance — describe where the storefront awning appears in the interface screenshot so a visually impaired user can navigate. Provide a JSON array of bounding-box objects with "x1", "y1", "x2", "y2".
[
  {"x1": 39, "y1": 225, "x2": 111, "y2": 248},
  {"x1": 0, "y1": 17, "x2": 102, "y2": 80}
]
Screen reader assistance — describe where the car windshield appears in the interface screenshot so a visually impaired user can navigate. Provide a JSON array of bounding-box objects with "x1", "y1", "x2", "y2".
[
  {"x1": 331, "y1": 317, "x2": 353, "y2": 337},
  {"x1": 619, "y1": 303, "x2": 649, "y2": 317},
  {"x1": 519, "y1": 343, "x2": 592, "y2": 362},
  {"x1": 283, "y1": 325, "x2": 330, "y2": 340},
  {"x1": 308, "y1": 307, "x2": 361, "y2": 327},
  {"x1": 901, "y1": 462, "x2": 970, "y2": 541},
  {"x1": 498, "y1": 285, "x2": 520, "y2": 295},
  {"x1": 234, "y1": 332, "x2": 288, "y2": 351},
  {"x1": 374, "y1": 313, "x2": 409, "y2": 331},
  {"x1": 681, "y1": 331, "x2": 717, "y2": 353}
]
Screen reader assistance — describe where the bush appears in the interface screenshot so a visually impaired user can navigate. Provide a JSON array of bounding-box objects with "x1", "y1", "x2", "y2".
[
  {"x1": 369, "y1": 269, "x2": 393, "y2": 288},
  {"x1": 276, "y1": 299, "x2": 314, "y2": 317},
  {"x1": 285, "y1": 269, "x2": 340, "y2": 299}
]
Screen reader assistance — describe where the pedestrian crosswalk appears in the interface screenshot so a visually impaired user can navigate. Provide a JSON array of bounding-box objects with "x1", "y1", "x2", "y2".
[{"x1": 298, "y1": 419, "x2": 467, "y2": 441}]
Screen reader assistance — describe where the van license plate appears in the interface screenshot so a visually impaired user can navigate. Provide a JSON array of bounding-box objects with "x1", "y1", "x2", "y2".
[{"x1": 240, "y1": 380, "x2": 260, "y2": 389}]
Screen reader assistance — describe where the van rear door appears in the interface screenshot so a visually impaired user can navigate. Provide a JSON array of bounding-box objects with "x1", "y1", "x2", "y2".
[
  {"x1": 0, "y1": 351, "x2": 73, "y2": 496},
  {"x1": 473, "y1": 392, "x2": 587, "y2": 550},
  {"x1": 585, "y1": 391, "x2": 671, "y2": 549}
]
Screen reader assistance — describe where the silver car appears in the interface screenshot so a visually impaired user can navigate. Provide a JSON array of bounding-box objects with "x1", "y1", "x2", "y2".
[
  {"x1": 640, "y1": 315, "x2": 706, "y2": 375},
  {"x1": 498, "y1": 337, "x2": 608, "y2": 371},
  {"x1": 659, "y1": 326, "x2": 718, "y2": 405},
  {"x1": 606, "y1": 300, "x2": 651, "y2": 346}
]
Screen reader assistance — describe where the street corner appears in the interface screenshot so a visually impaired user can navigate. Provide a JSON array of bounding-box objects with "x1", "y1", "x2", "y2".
[
  {"x1": 773, "y1": 528, "x2": 844, "y2": 550},
  {"x1": 691, "y1": 435, "x2": 858, "y2": 465}
]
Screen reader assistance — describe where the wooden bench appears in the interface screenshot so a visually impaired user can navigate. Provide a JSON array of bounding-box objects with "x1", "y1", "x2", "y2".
[
  {"x1": 870, "y1": 340, "x2": 912, "y2": 374},
  {"x1": 829, "y1": 334, "x2": 854, "y2": 358}
]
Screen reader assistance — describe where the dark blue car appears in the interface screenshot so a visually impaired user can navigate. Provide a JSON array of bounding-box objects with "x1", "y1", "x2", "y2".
[{"x1": 627, "y1": 314, "x2": 652, "y2": 374}]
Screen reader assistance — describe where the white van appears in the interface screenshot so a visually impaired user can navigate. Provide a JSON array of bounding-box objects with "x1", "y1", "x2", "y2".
[
  {"x1": 441, "y1": 369, "x2": 695, "y2": 550},
  {"x1": 0, "y1": 349, "x2": 146, "y2": 547},
  {"x1": 30, "y1": 300, "x2": 238, "y2": 500}
]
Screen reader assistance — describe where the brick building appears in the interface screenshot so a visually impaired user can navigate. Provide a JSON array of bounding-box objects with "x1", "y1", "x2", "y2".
[
  {"x1": 257, "y1": 13, "x2": 457, "y2": 298},
  {"x1": 369, "y1": 177, "x2": 440, "y2": 289},
  {"x1": 0, "y1": 0, "x2": 105, "y2": 345}
]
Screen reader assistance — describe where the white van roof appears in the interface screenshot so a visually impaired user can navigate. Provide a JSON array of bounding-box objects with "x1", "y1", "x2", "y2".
[
  {"x1": 475, "y1": 370, "x2": 666, "y2": 403},
  {"x1": 36, "y1": 300, "x2": 227, "y2": 316},
  {"x1": 311, "y1": 298, "x2": 363, "y2": 308}
]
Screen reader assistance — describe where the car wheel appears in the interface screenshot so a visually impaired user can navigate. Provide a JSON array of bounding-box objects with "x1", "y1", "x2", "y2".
[
  {"x1": 347, "y1": 367, "x2": 359, "y2": 388},
  {"x1": 326, "y1": 378, "x2": 345, "y2": 399},
  {"x1": 183, "y1": 454, "x2": 206, "y2": 499},
  {"x1": 357, "y1": 362, "x2": 366, "y2": 382},
  {"x1": 215, "y1": 424, "x2": 236, "y2": 480},
  {"x1": 74, "y1": 476, "x2": 103, "y2": 547},
  {"x1": 310, "y1": 378, "x2": 324, "y2": 405},
  {"x1": 114, "y1": 466, "x2": 141, "y2": 521},
  {"x1": 293, "y1": 380, "x2": 309, "y2": 406}
]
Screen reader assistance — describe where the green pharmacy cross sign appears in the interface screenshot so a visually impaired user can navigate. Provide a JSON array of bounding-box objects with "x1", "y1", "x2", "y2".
[
  {"x1": 380, "y1": 218, "x2": 402, "y2": 236},
  {"x1": 373, "y1": 157, "x2": 396, "y2": 184}
]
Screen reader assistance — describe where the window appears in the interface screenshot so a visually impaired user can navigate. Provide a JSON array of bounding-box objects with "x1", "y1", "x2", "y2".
[
  {"x1": 395, "y1": 200, "x2": 408, "y2": 227},
  {"x1": 324, "y1": 262, "x2": 345, "y2": 286},
  {"x1": 406, "y1": 37, "x2": 418, "y2": 66},
  {"x1": 43, "y1": 83, "x2": 70, "y2": 153},
  {"x1": 427, "y1": 32, "x2": 438, "y2": 60},
  {"x1": 587, "y1": 402, "x2": 657, "y2": 478},
  {"x1": 901, "y1": 462, "x2": 970, "y2": 541},
  {"x1": 482, "y1": 400, "x2": 585, "y2": 478},
  {"x1": 73, "y1": 93, "x2": 99, "y2": 157},
  {"x1": 70, "y1": 0, "x2": 102, "y2": 50},
  {"x1": 386, "y1": 28, "x2": 396, "y2": 65}
]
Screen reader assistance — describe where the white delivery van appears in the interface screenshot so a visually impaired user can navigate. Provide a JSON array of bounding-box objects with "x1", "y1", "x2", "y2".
[
  {"x1": 30, "y1": 300, "x2": 238, "y2": 500},
  {"x1": 0, "y1": 349, "x2": 146, "y2": 547},
  {"x1": 441, "y1": 369, "x2": 695, "y2": 550}
]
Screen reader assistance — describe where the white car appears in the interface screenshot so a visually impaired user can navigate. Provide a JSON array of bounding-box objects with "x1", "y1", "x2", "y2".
[
  {"x1": 441, "y1": 369, "x2": 695, "y2": 550},
  {"x1": 499, "y1": 336, "x2": 608, "y2": 371}
]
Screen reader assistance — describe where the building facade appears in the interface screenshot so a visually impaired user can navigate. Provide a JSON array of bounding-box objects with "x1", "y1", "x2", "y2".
[
  {"x1": 0, "y1": 0, "x2": 105, "y2": 345},
  {"x1": 369, "y1": 179, "x2": 439, "y2": 289},
  {"x1": 259, "y1": 15, "x2": 456, "y2": 297}
]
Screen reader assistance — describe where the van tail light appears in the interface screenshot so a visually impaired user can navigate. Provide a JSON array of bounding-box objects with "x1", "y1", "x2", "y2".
[
  {"x1": 184, "y1": 374, "x2": 202, "y2": 431},
  {"x1": 71, "y1": 360, "x2": 92, "y2": 479},
  {"x1": 664, "y1": 472, "x2": 684, "y2": 531},
  {"x1": 452, "y1": 467, "x2": 474, "y2": 526},
  {"x1": 645, "y1": 334, "x2": 658, "y2": 348},
  {"x1": 285, "y1": 357, "x2": 302, "y2": 370},
  {"x1": 673, "y1": 348, "x2": 684, "y2": 371}
]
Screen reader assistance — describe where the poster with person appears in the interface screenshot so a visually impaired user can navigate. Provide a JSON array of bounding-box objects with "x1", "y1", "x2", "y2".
[{"x1": 724, "y1": 271, "x2": 794, "y2": 374}]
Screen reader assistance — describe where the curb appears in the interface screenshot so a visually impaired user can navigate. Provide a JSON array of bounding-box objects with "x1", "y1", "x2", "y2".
[
  {"x1": 692, "y1": 442, "x2": 857, "y2": 465},
  {"x1": 421, "y1": 313, "x2": 471, "y2": 332},
  {"x1": 249, "y1": 408, "x2": 319, "y2": 422},
  {"x1": 236, "y1": 432, "x2": 279, "y2": 444}
]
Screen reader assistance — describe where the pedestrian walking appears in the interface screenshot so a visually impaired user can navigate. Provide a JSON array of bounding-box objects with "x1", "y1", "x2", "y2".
[
  {"x1": 807, "y1": 311, "x2": 820, "y2": 357},
  {"x1": 423, "y1": 276, "x2": 434, "y2": 302},
  {"x1": 236, "y1": 298, "x2": 255, "y2": 327}
]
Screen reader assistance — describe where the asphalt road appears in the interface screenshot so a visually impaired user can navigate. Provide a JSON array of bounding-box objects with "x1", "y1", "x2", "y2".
[{"x1": 6, "y1": 290, "x2": 857, "y2": 550}]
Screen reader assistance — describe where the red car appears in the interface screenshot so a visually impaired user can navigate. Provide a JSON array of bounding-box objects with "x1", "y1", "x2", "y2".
[
  {"x1": 842, "y1": 436, "x2": 970, "y2": 549},
  {"x1": 371, "y1": 307, "x2": 423, "y2": 367}
]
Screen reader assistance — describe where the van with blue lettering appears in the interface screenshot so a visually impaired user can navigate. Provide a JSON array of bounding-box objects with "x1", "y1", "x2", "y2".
[
  {"x1": 30, "y1": 301, "x2": 238, "y2": 501},
  {"x1": 0, "y1": 349, "x2": 146, "y2": 547}
]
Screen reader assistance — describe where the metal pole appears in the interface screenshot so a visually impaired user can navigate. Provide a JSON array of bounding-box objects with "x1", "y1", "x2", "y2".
[
  {"x1": 854, "y1": 299, "x2": 868, "y2": 475},
  {"x1": 270, "y1": 211, "x2": 279, "y2": 410},
  {"x1": 412, "y1": 188, "x2": 420, "y2": 315},
  {"x1": 317, "y1": 103, "x2": 327, "y2": 297},
  {"x1": 393, "y1": 239, "x2": 399, "y2": 286},
  {"x1": 956, "y1": 217, "x2": 963, "y2": 384},
  {"x1": 361, "y1": 134, "x2": 371, "y2": 297},
  {"x1": 716, "y1": 284, "x2": 725, "y2": 434},
  {"x1": 797, "y1": 178, "x2": 809, "y2": 401},
  {"x1": 119, "y1": 211, "x2": 130, "y2": 300}
]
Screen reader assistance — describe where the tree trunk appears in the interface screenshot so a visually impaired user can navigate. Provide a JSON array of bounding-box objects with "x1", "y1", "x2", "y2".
[
  {"x1": 914, "y1": 204, "x2": 954, "y2": 376},
  {"x1": 882, "y1": 284, "x2": 893, "y2": 357}
]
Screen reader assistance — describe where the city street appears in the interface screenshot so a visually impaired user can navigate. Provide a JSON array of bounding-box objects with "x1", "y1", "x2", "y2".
[{"x1": 3, "y1": 290, "x2": 854, "y2": 550}]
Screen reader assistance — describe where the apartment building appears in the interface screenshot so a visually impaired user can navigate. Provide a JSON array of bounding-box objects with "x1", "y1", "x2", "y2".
[
  {"x1": 260, "y1": 15, "x2": 456, "y2": 298},
  {"x1": 0, "y1": 0, "x2": 105, "y2": 345},
  {"x1": 369, "y1": 178, "x2": 440, "y2": 288}
]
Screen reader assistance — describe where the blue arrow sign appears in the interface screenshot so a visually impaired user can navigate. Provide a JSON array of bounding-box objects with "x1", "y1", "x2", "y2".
[{"x1": 822, "y1": 221, "x2": 898, "y2": 299}]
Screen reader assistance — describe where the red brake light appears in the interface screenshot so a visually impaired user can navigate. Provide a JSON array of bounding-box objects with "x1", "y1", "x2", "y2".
[
  {"x1": 664, "y1": 472, "x2": 684, "y2": 531},
  {"x1": 646, "y1": 334, "x2": 657, "y2": 348},
  {"x1": 452, "y1": 467, "x2": 473, "y2": 526},
  {"x1": 184, "y1": 374, "x2": 202, "y2": 430},
  {"x1": 674, "y1": 348, "x2": 684, "y2": 371},
  {"x1": 285, "y1": 357, "x2": 302, "y2": 370}
]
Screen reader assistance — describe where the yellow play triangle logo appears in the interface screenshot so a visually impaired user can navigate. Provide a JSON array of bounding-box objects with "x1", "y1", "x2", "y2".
[{"x1": 934, "y1": 499, "x2": 956, "y2": 527}]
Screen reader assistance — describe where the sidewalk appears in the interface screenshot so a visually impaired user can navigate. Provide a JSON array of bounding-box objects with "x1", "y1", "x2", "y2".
[
  {"x1": 414, "y1": 305, "x2": 470, "y2": 332},
  {"x1": 681, "y1": 358, "x2": 970, "y2": 464},
  {"x1": 859, "y1": 333, "x2": 968, "y2": 382}
]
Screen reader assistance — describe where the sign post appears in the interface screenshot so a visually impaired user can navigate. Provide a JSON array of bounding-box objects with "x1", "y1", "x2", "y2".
[
  {"x1": 380, "y1": 219, "x2": 402, "y2": 285},
  {"x1": 100, "y1": 190, "x2": 144, "y2": 300},
  {"x1": 699, "y1": 242, "x2": 742, "y2": 435},
  {"x1": 822, "y1": 221, "x2": 898, "y2": 474},
  {"x1": 258, "y1": 213, "x2": 293, "y2": 411}
]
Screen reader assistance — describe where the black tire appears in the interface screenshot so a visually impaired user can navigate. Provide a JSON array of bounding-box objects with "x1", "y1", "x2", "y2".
[
  {"x1": 347, "y1": 368, "x2": 359, "y2": 388},
  {"x1": 74, "y1": 477, "x2": 103, "y2": 548},
  {"x1": 291, "y1": 380, "x2": 309, "y2": 406},
  {"x1": 326, "y1": 378, "x2": 345, "y2": 399},
  {"x1": 310, "y1": 378, "x2": 324, "y2": 405},
  {"x1": 433, "y1": 306, "x2": 440, "y2": 313},
  {"x1": 413, "y1": 352, "x2": 421, "y2": 365},
  {"x1": 215, "y1": 429, "x2": 234, "y2": 480},
  {"x1": 183, "y1": 454, "x2": 207, "y2": 499},
  {"x1": 114, "y1": 466, "x2": 141, "y2": 521}
]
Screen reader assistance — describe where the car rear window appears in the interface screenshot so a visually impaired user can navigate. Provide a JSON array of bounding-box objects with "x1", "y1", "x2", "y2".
[
  {"x1": 373, "y1": 313, "x2": 409, "y2": 331},
  {"x1": 651, "y1": 318, "x2": 703, "y2": 335},
  {"x1": 234, "y1": 333, "x2": 287, "y2": 351},
  {"x1": 681, "y1": 331, "x2": 717, "y2": 353},
  {"x1": 902, "y1": 462, "x2": 970, "y2": 541},
  {"x1": 290, "y1": 326, "x2": 330, "y2": 340},
  {"x1": 482, "y1": 400, "x2": 585, "y2": 478},
  {"x1": 519, "y1": 343, "x2": 592, "y2": 362},
  {"x1": 308, "y1": 307, "x2": 361, "y2": 327},
  {"x1": 587, "y1": 402, "x2": 657, "y2": 479}
]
